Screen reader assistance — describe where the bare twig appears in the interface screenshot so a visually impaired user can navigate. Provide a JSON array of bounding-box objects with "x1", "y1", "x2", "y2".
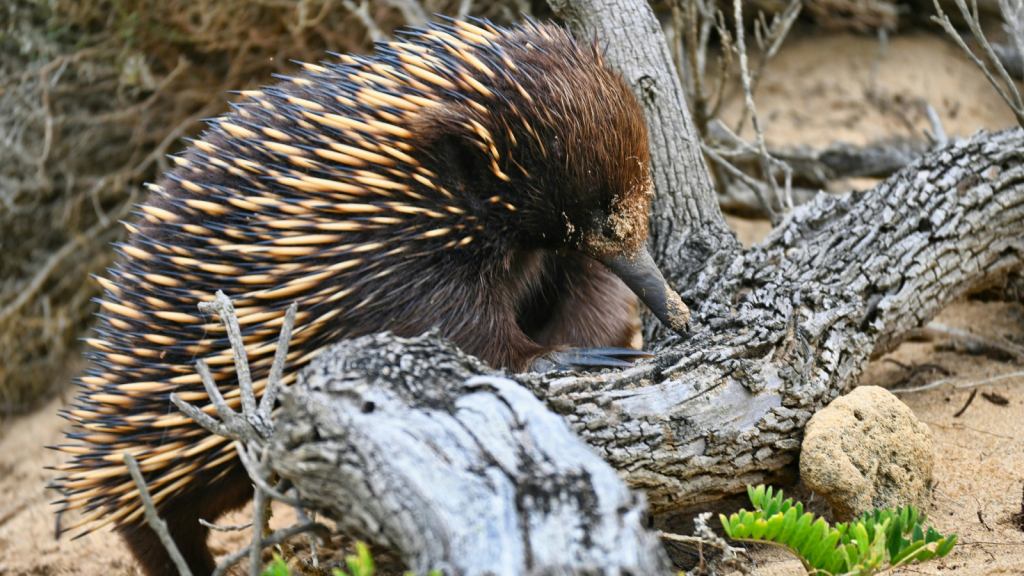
[
  {"x1": 702, "y1": 143, "x2": 781, "y2": 213},
  {"x1": 732, "y1": 0, "x2": 802, "y2": 136},
  {"x1": 891, "y1": 370, "x2": 1024, "y2": 394},
  {"x1": 261, "y1": 303, "x2": 298, "y2": 415},
  {"x1": 693, "y1": 512, "x2": 751, "y2": 574},
  {"x1": 249, "y1": 482, "x2": 268, "y2": 576},
  {"x1": 199, "y1": 518, "x2": 253, "y2": 532},
  {"x1": 924, "y1": 103, "x2": 949, "y2": 147},
  {"x1": 869, "y1": 26, "x2": 888, "y2": 94},
  {"x1": 124, "y1": 453, "x2": 194, "y2": 576},
  {"x1": 168, "y1": 292, "x2": 303, "y2": 575},
  {"x1": 730, "y1": 0, "x2": 780, "y2": 223},
  {"x1": 198, "y1": 294, "x2": 258, "y2": 424},
  {"x1": 674, "y1": 0, "x2": 726, "y2": 136},
  {"x1": 234, "y1": 442, "x2": 303, "y2": 506},
  {"x1": 978, "y1": 509, "x2": 994, "y2": 531},
  {"x1": 1000, "y1": 0, "x2": 1024, "y2": 74},
  {"x1": 981, "y1": 390, "x2": 1010, "y2": 405},
  {"x1": 953, "y1": 388, "x2": 978, "y2": 417},
  {"x1": 924, "y1": 322, "x2": 1024, "y2": 363},
  {"x1": 728, "y1": 0, "x2": 800, "y2": 223},
  {"x1": 0, "y1": 191, "x2": 135, "y2": 324},
  {"x1": 211, "y1": 522, "x2": 332, "y2": 576},
  {"x1": 932, "y1": 0, "x2": 1024, "y2": 128},
  {"x1": 384, "y1": 0, "x2": 429, "y2": 28},
  {"x1": 342, "y1": 0, "x2": 388, "y2": 43}
]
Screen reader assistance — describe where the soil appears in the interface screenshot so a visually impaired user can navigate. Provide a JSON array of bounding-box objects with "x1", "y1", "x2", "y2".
[{"x1": 2, "y1": 28, "x2": 1023, "y2": 576}]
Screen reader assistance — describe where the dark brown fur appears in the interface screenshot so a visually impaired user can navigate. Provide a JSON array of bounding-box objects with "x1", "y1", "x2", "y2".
[{"x1": 52, "y1": 19, "x2": 654, "y2": 576}]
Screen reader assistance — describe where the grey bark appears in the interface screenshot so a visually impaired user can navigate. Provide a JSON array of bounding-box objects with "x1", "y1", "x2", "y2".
[
  {"x1": 270, "y1": 334, "x2": 669, "y2": 575},
  {"x1": 714, "y1": 138, "x2": 932, "y2": 217}
]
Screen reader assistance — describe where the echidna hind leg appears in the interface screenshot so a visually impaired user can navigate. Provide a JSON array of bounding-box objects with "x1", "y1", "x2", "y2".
[{"x1": 119, "y1": 465, "x2": 254, "y2": 576}]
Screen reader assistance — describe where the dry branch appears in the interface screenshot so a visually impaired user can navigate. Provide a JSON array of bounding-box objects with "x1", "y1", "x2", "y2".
[{"x1": 270, "y1": 334, "x2": 670, "y2": 575}]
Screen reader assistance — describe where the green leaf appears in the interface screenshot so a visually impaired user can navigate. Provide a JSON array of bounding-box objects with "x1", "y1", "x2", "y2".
[
  {"x1": 776, "y1": 507, "x2": 801, "y2": 543},
  {"x1": 738, "y1": 511, "x2": 758, "y2": 537},
  {"x1": 794, "y1": 517, "x2": 823, "y2": 557},
  {"x1": 890, "y1": 539, "x2": 926, "y2": 566},
  {"x1": 936, "y1": 535, "x2": 958, "y2": 556},
  {"x1": 835, "y1": 543, "x2": 859, "y2": 574},
  {"x1": 720, "y1": 513, "x2": 734, "y2": 537},
  {"x1": 751, "y1": 518, "x2": 769, "y2": 540},
  {"x1": 787, "y1": 512, "x2": 816, "y2": 553},
  {"x1": 764, "y1": 491, "x2": 782, "y2": 518},
  {"x1": 722, "y1": 486, "x2": 958, "y2": 576},
  {"x1": 808, "y1": 527, "x2": 842, "y2": 568},
  {"x1": 764, "y1": 512, "x2": 786, "y2": 540},
  {"x1": 751, "y1": 484, "x2": 766, "y2": 508},
  {"x1": 729, "y1": 512, "x2": 743, "y2": 535},
  {"x1": 907, "y1": 507, "x2": 919, "y2": 532},
  {"x1": 336, "y1": 542, "x2": 376, "y2": 576},
  {"x1": 853, "y1": 522, "x2": 870, "y2": 557},
  {"x1": 912, "y1": 523, "x2": 924, "y2": 543},
  {"x1": 261, "y1": 554, "x2": 291, "y2": 576},
  {"x1": 886, "y1": 513, "x2": 905, "y2": 560}
]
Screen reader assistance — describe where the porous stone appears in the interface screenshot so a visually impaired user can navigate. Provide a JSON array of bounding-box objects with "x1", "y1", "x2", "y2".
[{"x1": 800, "y1": 385, "x2": 934, "y2": 521}]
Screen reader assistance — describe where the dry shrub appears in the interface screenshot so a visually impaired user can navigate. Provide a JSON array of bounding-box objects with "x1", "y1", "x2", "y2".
[
  {"x1": 0, "y1": 0, "x2": 532, "y2": 415},
  {"x1": 737, "y1": 0, "x2": 898, "y2": 31},
  {"x1": 803, "y1": 0, "x2": 899, "y2": 32}
]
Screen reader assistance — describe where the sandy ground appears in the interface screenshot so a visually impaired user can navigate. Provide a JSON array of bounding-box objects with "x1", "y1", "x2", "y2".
[{"x1": 2, "y1": 28, "x2": 1024, "y2": 576}]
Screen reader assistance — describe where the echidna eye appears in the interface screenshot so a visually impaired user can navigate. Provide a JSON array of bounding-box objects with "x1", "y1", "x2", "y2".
[{"x1": 602, "y1": 223, "x2": 614, "y2": 237}]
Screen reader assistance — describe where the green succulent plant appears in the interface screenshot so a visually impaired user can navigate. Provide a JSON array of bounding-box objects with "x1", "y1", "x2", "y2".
[{"x1": 720, "y1": 485, "x2": 957, "y2": 575}]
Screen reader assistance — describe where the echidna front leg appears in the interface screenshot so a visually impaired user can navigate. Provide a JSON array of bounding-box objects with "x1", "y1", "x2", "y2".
[
  {"x1": 527, "y1": 252, "x2": 642, "y2": 351},
  {"x1": 118, "y1": 464, "x2": 253, "y2": 576}
]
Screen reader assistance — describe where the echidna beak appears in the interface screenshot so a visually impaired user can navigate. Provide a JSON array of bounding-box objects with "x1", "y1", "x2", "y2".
[{"x1": 600, "y1": 247, "x2": 692, "y2": 338}]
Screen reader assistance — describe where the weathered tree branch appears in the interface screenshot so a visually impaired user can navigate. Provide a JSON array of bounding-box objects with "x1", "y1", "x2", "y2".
[
  {"x1": 518, "y1": 128, "x2": 1024, "y2": 511},
  {"x1": 269, "y1": 334, "x2": 669, "y2": 575}
]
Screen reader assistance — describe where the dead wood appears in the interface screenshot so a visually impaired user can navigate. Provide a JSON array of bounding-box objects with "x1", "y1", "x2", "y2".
[
  {"x1": 269, "y1": 334, "x2": 670, "y2": 575},
  {"x1": 713, "y1": 138, "x2": 933, "y2": 217}
]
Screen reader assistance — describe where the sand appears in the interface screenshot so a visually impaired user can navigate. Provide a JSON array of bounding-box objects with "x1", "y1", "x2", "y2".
[{"x1": 2, "y1": 29, "x2": 1023, "y2": 576}]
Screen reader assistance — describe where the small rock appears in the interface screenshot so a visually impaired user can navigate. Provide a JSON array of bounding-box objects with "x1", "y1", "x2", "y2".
[{"x1": 800, "y1": 386, "x2": 934, "y2": 521}]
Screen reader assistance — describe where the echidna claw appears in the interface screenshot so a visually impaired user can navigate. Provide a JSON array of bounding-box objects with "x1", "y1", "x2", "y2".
[{"x1": 530, "y1": 347, "x2": 653, "y2": 373}]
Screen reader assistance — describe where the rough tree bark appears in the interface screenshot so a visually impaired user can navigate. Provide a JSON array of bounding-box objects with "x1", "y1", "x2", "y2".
[
  {"x1": 271, "y1": 335, "x2": 670, "y2": 574},
  {"x1": 263, "y1": 0, "x2": 1024, "y2": 572}
]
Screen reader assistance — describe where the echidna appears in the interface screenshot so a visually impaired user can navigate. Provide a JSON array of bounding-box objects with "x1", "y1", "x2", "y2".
[{"x1": 50, "y1": 17, "x2": 691, "y2": 576}]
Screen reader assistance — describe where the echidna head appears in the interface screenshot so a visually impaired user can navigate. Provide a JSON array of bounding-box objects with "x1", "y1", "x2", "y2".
[{"x1": 411, "y1": 23, "x2": 690, "y2": 336}]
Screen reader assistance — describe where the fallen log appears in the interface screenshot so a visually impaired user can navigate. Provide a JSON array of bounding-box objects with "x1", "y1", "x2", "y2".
[{"x1": 270, "y1": 334, "x2": 670, "y2": 575}]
